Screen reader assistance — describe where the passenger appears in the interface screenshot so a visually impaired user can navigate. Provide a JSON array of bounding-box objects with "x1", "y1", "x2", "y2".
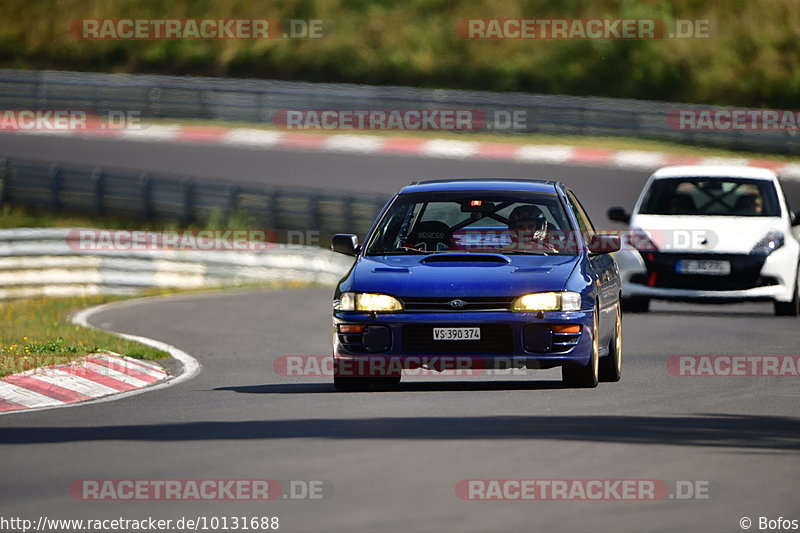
[{"x1": 734, "y1": 194, "x2": 764, "y2": 215}]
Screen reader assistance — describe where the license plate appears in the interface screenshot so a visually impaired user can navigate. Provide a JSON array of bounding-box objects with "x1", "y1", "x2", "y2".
[
  {"x1": 433, "y1": 327, "x2": 481, "y2": 340},
  {"x1": 676, "y1": 259, "x2": 731, "y2": 276}
]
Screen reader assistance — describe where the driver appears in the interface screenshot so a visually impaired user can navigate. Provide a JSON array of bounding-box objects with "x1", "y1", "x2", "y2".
[{"x1": 507, "y1": 205, "x2": 557, "y2": 252}]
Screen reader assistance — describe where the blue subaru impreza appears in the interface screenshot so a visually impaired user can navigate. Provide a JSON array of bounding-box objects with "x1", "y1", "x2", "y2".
[{"x1": 330, "y1": 179, "x2": 622, "y2": 391}]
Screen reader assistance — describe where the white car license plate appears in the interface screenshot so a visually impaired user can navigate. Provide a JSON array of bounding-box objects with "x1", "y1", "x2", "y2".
[
  {"x1": 433, "y1": 327, "x2": 481, "y2": 340},
  {"x1": 676, "y1": 259, "x2": 731, "y2": 276}
]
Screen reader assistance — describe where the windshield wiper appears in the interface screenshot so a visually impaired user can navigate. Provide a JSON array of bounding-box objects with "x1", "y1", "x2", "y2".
[
  {"x1": 503, "y1": 250, "x2": 553, "y2": 255},
  {"x1": 368, "y1": 248, "x2": 431, "y2": 255}
]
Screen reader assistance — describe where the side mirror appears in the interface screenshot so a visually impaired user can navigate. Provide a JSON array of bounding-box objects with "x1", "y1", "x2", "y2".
[
  {"x1": 792, "y1": 210, "x2": 800, "y2": 226},
  {"x1": 331, "y1": 234, "x2": 359, "y2": 256},
  {"x1": 588, "y1": 233, "x2": 621, "y2": 254},
  {"x1": 607, "y1": 206, "x2": 631, "y2": 224}
]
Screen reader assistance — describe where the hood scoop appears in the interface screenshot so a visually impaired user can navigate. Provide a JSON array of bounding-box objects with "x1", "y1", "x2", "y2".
[
  {"x1": 420, "y1": 253, "x2": 510, "y2": 264},
  {"x1": 513, "y1": 266, "x2": 554, "y2": 273},
  {"x1": 372, "y1": 266, "x2": 411, "y2": 273}
]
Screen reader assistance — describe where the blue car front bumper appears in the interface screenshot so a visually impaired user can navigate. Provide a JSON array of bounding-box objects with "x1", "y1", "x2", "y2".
[{"x1": 333, "y1": 310, "x2": 594, "y2": 370}]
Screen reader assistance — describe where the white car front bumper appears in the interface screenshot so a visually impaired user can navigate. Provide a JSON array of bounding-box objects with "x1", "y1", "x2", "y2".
[{"x1": 618, "y1": 246, "x2": 799, "y2": 303}]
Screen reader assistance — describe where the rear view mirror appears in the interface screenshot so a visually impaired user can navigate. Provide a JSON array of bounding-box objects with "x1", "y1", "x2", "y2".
[
  {"x1": 607, "y1": 206, "x2": 631, "y2": 224},
  {"x1": 460, "y1": 201, "x2": 497, "y2": 213},
  {"x1": 331, "y1": 234, "x2": 359, "y2": 256}
]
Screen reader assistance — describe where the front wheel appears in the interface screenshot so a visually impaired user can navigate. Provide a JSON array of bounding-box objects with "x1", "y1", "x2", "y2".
[
  {"x1": 334, "y1": 376, "x2": 370, "y2": 392},
  {"x1": 370, "y1": 374, "x2": 402, "y2": 386},
  {"x1": 562, "y1": 309, "x2": 599, "y2": 388},
  {"x1": 774, "y1": 269, "x2": 799, "y2": 316},
  {"x1": 599, "y1": 304, "x2": 622, "y2": 382},
  {"x1": 333, "y1": 358, "x2": 371, "y2": 391}
]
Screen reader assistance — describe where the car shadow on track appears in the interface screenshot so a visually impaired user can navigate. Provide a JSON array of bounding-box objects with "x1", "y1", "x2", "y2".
[
  {"x1": 642, "y1": 302, "x2": 777, "y2": 318},
  {"x1": 644, "y1": 310, "x2": 780, "y2": 319},
  {"x1": 1, "y1": 414, "x2": 798, "y2": 451},
  {"x1": 213, "y1": 380, "x2": 566, "y2": 394}
]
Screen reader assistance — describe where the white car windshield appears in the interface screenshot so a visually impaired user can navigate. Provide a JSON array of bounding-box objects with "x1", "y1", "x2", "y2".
[{"x1": 638, "y1": 178, "x2": 781, "y2": 217}]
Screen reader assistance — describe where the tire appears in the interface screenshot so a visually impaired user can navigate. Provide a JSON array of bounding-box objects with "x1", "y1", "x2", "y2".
[
  {"x1": 774, "y1": 267, "x2": 800, "y2": 317},
  {"x1": 622, "y1": 296, "x2": 649, "y2": 313},
  {"x1": 333, "y1": 357, "x2": 371, "y2": 391},
  {"x1": 599, "y1": 304, "x2": 622, "y2": 382},
  {"x1": 334, "y1": 376, "x2": 371, "y2": 392},
  {"x1": 562, "y1": 309, "x2": 599, "y2": 388},
  {"x1": 370, "y1": 375, "x2": 402, "y2": 386}
]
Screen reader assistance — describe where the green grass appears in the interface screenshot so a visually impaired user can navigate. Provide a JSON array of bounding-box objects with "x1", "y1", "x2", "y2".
[
  {"x1": 0, "y1": 294, "x2": 168, "y2": 377},
  {"x1": 1, "y1": 0, "x2": 798, "y2": 107}
]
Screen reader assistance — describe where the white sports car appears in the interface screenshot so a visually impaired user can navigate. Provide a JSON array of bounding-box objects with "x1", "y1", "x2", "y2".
[{"x1": 608, "y1": 165, "x2": 800, "y2": 316}]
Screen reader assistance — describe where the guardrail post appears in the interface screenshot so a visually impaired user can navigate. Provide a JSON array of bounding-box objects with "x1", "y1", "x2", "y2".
[
  {"x1": 260, "y1": 92, "x2": 270, "y2": 123},
  {"x1": 182, "y1": 178, "x2": 194, "y2": 225},
  {"x1": 91, "y1": 167, "x2": 104, "y2": 214},
  {"x1": 202, "y1": 90, "x2": 212, "y2": 119},
  {"x1": 139, "y1": 173, "x2": 151, "y2": 220},
  {"x1": 49, "y1": 164, "x2": 61, "y2": 210},
  {"x1": 148, "y1": 87, "x2": 161, "y2": 118},
  {"x1": 788, "y1": 131, "x2": 799, "y2": 156},
  {"x1": 268, "y1": 188, "x2": 280, "y2": 230},
  {"x1": 342, "y1": 197, "x2": 354, "y2": 234},
  {"x1": 310, "y1": 194, "x2": 322, "y2": 234},
  {"x1": 0, "y1": 158, "x2": 10, "y2": 206},
  {"x1": 227, "y1": 184, "x2": 239, "y2": 216}
]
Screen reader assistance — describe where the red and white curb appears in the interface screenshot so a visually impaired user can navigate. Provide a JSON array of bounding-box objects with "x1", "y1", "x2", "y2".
[
  {"x1": 0, "y1": 352, "x2": 167, "y2": 413},
  {"x1": 4, "y1": 124, "x2": 799, "y2": 179}
]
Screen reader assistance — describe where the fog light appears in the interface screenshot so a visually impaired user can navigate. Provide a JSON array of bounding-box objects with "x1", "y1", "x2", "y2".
[
  {"x1": 339, "y1": 324, "x2": 366, "y2": 333},
  {"x1": 552, "y1": 324, "x2": 581, "y2": 333}
]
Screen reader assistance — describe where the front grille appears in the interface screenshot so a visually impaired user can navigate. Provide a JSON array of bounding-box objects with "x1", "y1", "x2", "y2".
[
  {"x1": 338, "y1": 325, "x2": 391, "y2": 354},
  {"x1": 552, "y1": 331, "x2": 581, "y2": 352},
  {"x1": 401, "y1": 297, "x2": 514, "y2": 312},
  {"x1": 523, "y1": 325, "x2": 581, "y2": 353},
  {"x1": 637, "y1": 253, "x2": 772, "y2": 291},
  {"x1": 403, "y1": 324, "x2": 513, "y2": 354}
]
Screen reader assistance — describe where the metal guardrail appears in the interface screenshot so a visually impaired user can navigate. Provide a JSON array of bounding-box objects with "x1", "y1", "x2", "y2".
[
  {"x1": 1, "y1": 68, "x2": 798, "y2": 155},
  {"x1": 0, "y1": 157, "x2": 387, "y2": 239},
  {"x1": 0, "y1": 228, "x2": 354, "y2": 299}
]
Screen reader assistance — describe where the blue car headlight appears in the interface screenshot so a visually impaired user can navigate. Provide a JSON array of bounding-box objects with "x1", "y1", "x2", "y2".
[
  {"x1": 750, "y1": 230, "x2": 784, "y2": 256},
  {"x1": 339, "y1": 292, "x2": 403, "y2": 312},
  {"x1": 512, "y1": 291, "x2": 582, "y2": 312}
]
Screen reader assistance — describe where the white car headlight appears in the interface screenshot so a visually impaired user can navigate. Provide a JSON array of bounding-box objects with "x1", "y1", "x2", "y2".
[
  {"x1": 339, "y1": 292, "x2": 403, "y2": 312},
  {"x1": 512, "y1": 291, "x2": 582, "y2": 312},
  {"x1": 751, "y1": 230, "x2": 784, "y2": 256}
]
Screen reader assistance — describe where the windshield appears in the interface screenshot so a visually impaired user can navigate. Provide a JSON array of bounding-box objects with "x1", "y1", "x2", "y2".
[
  {"x1": 638, "y1": 178, "x2": 780, "y2": 217},
  {"x1": 365, "y1": 191, "x2": 578, "y2": 256}
]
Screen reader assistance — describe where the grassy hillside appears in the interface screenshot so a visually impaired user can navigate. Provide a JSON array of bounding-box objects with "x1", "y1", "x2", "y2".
[{"x1": 0, "y1": 0, "x2": 798, "y2": 107}]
